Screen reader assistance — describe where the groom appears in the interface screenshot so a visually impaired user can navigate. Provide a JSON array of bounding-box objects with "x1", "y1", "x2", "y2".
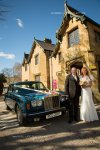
[{"x1": 65, "y1": 67, "x2": 81, "y2": 123}]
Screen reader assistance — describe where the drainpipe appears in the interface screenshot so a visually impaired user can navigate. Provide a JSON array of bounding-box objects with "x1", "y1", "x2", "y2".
[{"x1": 51, "y1": 57, "x2": 53, "y2": 90}]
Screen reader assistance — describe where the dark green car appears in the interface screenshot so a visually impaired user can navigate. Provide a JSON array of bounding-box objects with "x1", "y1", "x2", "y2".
[{"x1": 4, "y1": 81, "x2": 66, "y2": 126}]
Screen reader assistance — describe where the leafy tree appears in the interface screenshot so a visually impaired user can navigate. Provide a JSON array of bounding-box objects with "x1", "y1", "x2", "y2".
[
  {"x1": 0, "y1": 73, "x2": 7, "y2": 82},
  {"x1": 2, "y1": 67, "x2": 13, "y2": 84},
  {"x1": 0, "y1": 73, "x2": 7, "y2": 95}
]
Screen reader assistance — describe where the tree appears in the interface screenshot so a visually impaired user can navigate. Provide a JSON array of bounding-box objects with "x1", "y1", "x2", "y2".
[
  {"x1": 2, "y1": 68, "x2": 13, "y2": 84},
  {"x1": 1, "y1": 62, "x2": 22, "y2": 84},
  {"x1": 0, "y1": 73, "x2": 7, "y2": 82},
  {"x1": 13, "y1": 62, "x2": 22, "y2": 82},
  {"x1": 0, "y1": 73, "x2": 7, "y2": 95}
]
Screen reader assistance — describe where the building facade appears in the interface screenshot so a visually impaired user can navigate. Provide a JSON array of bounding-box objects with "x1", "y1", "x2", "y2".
[
  {"x1": 22, "y1": 38, "x2": 55, "y2": 89},
  {"x1": 49, "y1": 2, "x2": 100, "y2": 102}
]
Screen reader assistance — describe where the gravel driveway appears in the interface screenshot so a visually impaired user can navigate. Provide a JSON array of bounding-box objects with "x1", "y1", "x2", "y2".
[{"x1": 0, "y1": 96, "x2": 100, "y2": 150}]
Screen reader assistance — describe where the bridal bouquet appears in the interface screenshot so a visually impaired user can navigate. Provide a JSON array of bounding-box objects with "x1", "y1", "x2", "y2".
[{"x1": 80, "y1": 80, "x2": 89, "y2": 88}]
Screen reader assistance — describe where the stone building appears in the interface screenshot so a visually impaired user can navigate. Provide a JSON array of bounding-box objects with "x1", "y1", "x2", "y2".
[
  {"x1": 49, "y1": 2, "x2": 100, "y2": 102},
  {"x1": 22, "y1": 38, "x2": 55, "y2": 88}
]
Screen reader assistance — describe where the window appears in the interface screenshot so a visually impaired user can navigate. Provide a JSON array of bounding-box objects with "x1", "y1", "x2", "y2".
[
  {"x1": 35, "y1": 75, "x2": 40, "y2": 81},
  {"x1": 95, "y1": 31, "x2": 100, "y2": 43},
  {"x1": 35, "y1": 54, "x2": 39, "y2": 65},
  {"x1": 68, "y1": 28, "x2": 79, "y2": 47},
  {"x1": 25, "y1": 64, "x2": 27, "y2": 71}
]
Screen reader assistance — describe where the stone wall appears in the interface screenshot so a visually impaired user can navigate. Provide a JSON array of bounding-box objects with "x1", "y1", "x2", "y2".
[{"x1": 50, "y1": 18, "x2": 100, "y2": 102}]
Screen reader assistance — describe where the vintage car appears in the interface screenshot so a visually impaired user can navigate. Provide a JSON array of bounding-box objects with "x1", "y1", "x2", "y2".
[{"x1": 4, "y1": 81, "x2": 67, "y2": 125}]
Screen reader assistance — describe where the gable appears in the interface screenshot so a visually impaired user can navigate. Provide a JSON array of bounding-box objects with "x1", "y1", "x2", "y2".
[
  {"x1": 56, "y1": 1, "x2": 100, "y2": 43},
  {"x1": 28, "y1": 38, "x2": 55, "y2": 63}
]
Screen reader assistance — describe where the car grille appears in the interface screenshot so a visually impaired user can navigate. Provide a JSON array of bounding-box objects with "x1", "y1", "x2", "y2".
[{"x1": 44, "y1": 96, "x2": 60, "y2": 111}]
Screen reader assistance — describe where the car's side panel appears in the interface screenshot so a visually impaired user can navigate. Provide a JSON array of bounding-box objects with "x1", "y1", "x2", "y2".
[
  {"x1": 4, "y1": 81, "x2": 66, "y2": 126},
  {"x1": 5, "y1": 92, "x2": 15, "y2": 110}
]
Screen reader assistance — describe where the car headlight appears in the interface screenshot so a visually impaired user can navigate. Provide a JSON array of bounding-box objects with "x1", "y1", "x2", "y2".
[
  {"x1": 31, "y1": 101, "x2": 37, "y2": 107},
  {"x1": 31, "y1": 100, "x2": 43, "y2": 107},
  {"x1": 37, "y1": 100, "x2": 42, "y2": 106}
]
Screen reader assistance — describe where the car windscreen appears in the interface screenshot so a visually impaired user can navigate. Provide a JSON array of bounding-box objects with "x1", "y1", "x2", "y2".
[
  {"x1": 14, "y1": 82, "x2": 48, "y2": 91},
  {"x1": 36, "y1": 82, "x2": 47, "y2": 90},
  {"x1": 15, "y1": 88, "x2": 36, "y2": 95}
]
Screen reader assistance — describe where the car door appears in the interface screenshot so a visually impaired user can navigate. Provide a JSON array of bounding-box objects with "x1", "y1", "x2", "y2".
[{"x1": 5, "y1": 85, "x2": 15, "y2": 110}]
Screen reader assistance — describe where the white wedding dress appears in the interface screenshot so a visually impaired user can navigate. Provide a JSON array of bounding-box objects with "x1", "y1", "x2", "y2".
[{"x1": 80, "y1": 75, "x2": 99, "y2": 122}]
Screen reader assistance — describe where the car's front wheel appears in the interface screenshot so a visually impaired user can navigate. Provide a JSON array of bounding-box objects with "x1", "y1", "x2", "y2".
[{"x1": 16, "y1": 106, "x2": 26, "y2": 126}]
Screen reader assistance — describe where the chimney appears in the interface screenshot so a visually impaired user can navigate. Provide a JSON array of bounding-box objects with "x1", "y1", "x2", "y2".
[{"x1": 44, "y1": 38, "x2": 52, "y2": 44}]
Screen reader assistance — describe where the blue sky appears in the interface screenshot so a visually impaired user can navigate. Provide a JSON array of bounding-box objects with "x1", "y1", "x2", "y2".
[{"x1": 0, "y1": 0, "x2": 100, "y2": 72}]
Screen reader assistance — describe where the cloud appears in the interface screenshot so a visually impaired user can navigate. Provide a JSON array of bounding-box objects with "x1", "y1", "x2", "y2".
[
  {"x1": 0, "y1": 52, "x2": 15, "y2": 59},
  {"x1": 16, "y1": 18, "x2": 24, "y2": 28}
]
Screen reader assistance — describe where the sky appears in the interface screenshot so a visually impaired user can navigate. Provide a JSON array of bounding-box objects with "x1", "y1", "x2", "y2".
[{"x1": 0, "y1": 0, "x2": 100, "y2": 73}]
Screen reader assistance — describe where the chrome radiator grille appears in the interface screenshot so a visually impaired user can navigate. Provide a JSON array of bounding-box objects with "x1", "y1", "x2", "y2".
[{"x1": 44, "y1": 96, "x2": 60, "y2": 111}]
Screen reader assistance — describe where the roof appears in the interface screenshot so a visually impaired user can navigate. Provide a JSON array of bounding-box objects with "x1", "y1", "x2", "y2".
[
  {"x1": 36, "y1": 39, "x2": 55, "y2": 51},
  {"x1": 56, "y1": 1, "x2": 100, "y2": 39},
  {"x1": 28, "y1": 38, "x2": 55, "y2": 62},
  {"x1": 53, "y1": 1, "x2": 100, "y2": 57},
  {"x1": 66, "y1": 3, "x2": 100, "y2": 26}
]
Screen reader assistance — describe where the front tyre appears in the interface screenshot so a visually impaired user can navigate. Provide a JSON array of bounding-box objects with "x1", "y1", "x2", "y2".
[{"x1": 16, "y1": 106, "x2": 26, "y2": 126}]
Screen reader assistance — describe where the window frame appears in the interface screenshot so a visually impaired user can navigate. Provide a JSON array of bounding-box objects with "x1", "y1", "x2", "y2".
[
  {"x1": 35, "y1": 54, "x2": 39, "y2": 65},
  {"x1": 68, "y1": 28, "x2": 80, "y2": 47},
  {"x1": 58, "y1": 52, "x2": 62, "y2": 63},
  {"x1": 35, "y1": 74, "x2": 40, "y2": 81},
  {"x1": 25, "y1": 63, "x2": 27, "y2": 71},
  {"x1": 94, "y1": 31, "x2": 100, "y2": 43}
]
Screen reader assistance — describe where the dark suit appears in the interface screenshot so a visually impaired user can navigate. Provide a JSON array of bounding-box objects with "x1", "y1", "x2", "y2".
[{"x1": 65, "y1": 74, "x2": 81, "y2": 122}]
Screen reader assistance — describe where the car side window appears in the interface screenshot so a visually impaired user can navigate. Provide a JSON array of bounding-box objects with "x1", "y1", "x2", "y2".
[
  {"x1": 27, "y1": 83, "x2": 37, "y2": 89},
  {"x1": 36, "y1": 82, "x2": 46, "y2": 90},
  {"x1": 31, "y1": 84, "x2": 37, "y2": 89}
]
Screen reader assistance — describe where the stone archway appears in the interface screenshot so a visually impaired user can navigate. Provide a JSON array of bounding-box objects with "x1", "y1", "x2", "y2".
[
  {"x1": 66, "y1": 60, "x2": 83, "y2": 75},
  {"x1": 70, "y1": 61, "x2": 83, "y2": 75}
]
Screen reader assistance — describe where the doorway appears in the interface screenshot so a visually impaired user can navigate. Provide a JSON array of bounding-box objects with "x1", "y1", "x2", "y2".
[{"x1": 70, "y1": 61, "x2": 83, "y2": 75}]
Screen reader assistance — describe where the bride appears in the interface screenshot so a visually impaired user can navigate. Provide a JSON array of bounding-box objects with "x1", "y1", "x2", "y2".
[{"x1": 80, "y1": 67, "x2": 99, "y2": 122}]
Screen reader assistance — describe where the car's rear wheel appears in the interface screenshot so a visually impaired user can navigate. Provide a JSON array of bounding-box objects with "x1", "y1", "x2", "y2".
[{"x1": 16, "y1": 106, "x2": 26, "y2": 126}]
